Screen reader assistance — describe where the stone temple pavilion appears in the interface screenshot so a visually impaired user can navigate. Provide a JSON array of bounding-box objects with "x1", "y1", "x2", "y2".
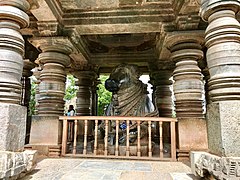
[{"x1": 0, "y1": 0, "x2": 240, "y2": 179}]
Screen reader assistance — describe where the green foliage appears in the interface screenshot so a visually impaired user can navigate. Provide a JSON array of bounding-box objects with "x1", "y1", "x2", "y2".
[
  {"x1": 64, "y1": 75, "x2": 78, "y2": 101},
  {"x1": 29, "y1": 79, "x2": 36, "y2": 116},
  {"x1": 97, "y1": 75, "x2": 112, "y2": 116}
]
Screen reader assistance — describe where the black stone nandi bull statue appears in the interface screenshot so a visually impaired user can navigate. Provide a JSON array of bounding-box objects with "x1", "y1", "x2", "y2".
[{"x1": 101, "y1": 63, "x2": 158, "y2": 146}]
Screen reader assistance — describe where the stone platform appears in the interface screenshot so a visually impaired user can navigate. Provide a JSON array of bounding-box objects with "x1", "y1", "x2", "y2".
[{"x1": 20, "y1": 157, "x2": 200, "y2": 180}]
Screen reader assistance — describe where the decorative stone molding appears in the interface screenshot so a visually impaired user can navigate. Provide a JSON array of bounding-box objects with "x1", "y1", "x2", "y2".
[
  {"x1": 200, "y1": 1, "x2": 240, "y2": 102},
  {"x1": 0, "y1": 0, "x2": 30, "y2": 104},
  {"x1": 167, "y1": 32, "x2": 205, "y2": 119},
  {"x1": 0, "y1": 150, "x2": 37, "y2": 179},
  {"x1": 191, "y1": 151, "x2": 240, "y2": 179},
  {"x1": 30, "y1": 37, "x2": 76, "y2": 115}
]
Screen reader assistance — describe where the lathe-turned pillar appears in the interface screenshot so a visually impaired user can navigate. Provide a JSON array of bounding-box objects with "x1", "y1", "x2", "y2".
[
  {"x1": 150, "y1": 70, "x2": 173, "y2": 117},
  {"x1": 0, "y1": 0, "x2": 30, "y2": 152},
  {"x1": 28, "y1": 37, "x2": 75, "y2": 156},
  {"x1": 21, "y1": 60, "x2": 36, "y2": 144},
  {"x1": 200, "y1": 0, "x2": 240, "y2": 157},
  {"x1": 150, "y1": 70, "x2": 174, "y2": 144},
  {"x1": 73, "y1": 70, "x2": 98, "y2": 137},
  {"x1": 167, "y1": 32, "x2": 208, "y2": 160}
]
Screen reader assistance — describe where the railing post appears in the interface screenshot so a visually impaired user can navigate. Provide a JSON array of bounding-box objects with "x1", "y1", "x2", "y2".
[
  {"x1": 104, "y1": 120, "x2": 108, "y2": 156},
  {"x1": 94, "y1": 119, "x2": 98, "y2": 155},
  {"x1": 159, "y1": 121, "x2": 163, "y2": 158},
  {"x1": 171, "y1": 121, "x2": 176, "y2": 161},
  {"x1": 115, "y1": 120, "x2": 119, "y2": 156},
  {"x1": 61, "y1": 119, "x2": 68, "y2": 156},
  {"x1": 83, "y1": 119, "x2": 88, "y2": 155},
  {"x1": 137, "y1": 120, "x2": 141, "y2": 157},
  {"x1": 126, "y1": 120, "x2": 130, "y2": 157},
  {"x1": 73, "y1": 119, "x2": 78, "y2": 154},
  {"x1": 148, "y1": 120, "x2": 152, "y2": 157}
]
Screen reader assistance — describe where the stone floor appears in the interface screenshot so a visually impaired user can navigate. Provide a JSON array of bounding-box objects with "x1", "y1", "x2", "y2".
[{"x1": 20, "y1": 157, "x2": 200, "y2": 180}]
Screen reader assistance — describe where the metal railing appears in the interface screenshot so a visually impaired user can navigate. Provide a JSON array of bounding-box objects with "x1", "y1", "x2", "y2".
[{"x1": 59, "y1": 116, "x2": 177, "y2": 161}]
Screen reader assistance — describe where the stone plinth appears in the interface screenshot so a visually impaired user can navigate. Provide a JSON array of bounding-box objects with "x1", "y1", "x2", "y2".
[
  {"x1": 29, "y1": 115, "x2": 62, "y2": 155},
  {"x1": 0, "y1": 103, "x2": 27, "y2": 152},
  {"x1": 177, "y1": 118, "x2": 208, "y2": 160},
  {"x1": 207, "y1": 101, "x2": 240, "y2": 157}
]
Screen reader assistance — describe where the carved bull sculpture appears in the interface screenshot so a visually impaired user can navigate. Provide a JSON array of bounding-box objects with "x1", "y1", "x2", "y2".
[{"x1": 102, "y1": 64, "x2": 158, "y2": 145}]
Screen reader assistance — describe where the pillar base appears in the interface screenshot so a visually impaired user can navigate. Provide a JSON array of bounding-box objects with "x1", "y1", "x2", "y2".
[
  {"x1": 191, "y1": 151, "x2": 240, "y2": 179},
  {"x1": 0, "y1": 103, "x2": 27, "y2": 151},
  {"x1": 207, "y1": 101, "x2": 240, "y2": 157},
  {"x1": 29, "y1": 115, "x2": 62, "y2": 156},
  {"x1": 177, "y1": 118, "x2": 208, "y2": 160}
]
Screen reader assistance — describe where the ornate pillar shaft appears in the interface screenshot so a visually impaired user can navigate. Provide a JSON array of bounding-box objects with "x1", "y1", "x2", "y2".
[
  {"x1": 200, "y1": 0, "x2": 240, "y2": 157},
  {"x1": 0, "y1": 0, "x2": 29, "y2": 152},
  {"x1": 201, "y1": 2, "x2": 240, "y2": 101},
  {"x1": 28, "y1": 38, "x2": 75, "y2": 155},
  {"x1": 30, "y1": 38, "x2": 73, "y2": 116},
  {"x1": 74, "y1": 71, "x2": 97, "y2": 116},
  {"x1": 32, "y1": 67, "x2": 41, "y2": 115},
  {"x1": 171, "y1": 43, "x2": 204, "y2": 119},
  {"x1": 21, "y1": 60, "x2": 35, "y2": 106},
  {"x1": 0, "y1": 1, "x2": 29, "y2": 104},
  {"x1": 167, "y1": 33, "x2": 208, "y2": 160},
  {"x1": 150, "y1": 70, "x2": 173, "y2": 117}
]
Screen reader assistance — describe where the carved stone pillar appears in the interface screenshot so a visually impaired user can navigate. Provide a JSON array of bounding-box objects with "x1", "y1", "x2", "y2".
[
  {"x1": 200, "y1": 0, "x2": 240, "y2": 157},
  {"x1": 167, "y1": 32, "x2": 208, "y2": 160},
  {"x1": 150, "y1": 70, "x2": 173, "y2": 144},
  {"x1": 28, "y1": 37, "x2": 75, "y2": 155},
  {"x1": 0, "y1": 0, "x2": 29, "y2": 152},
  {"x1": 30, "y1": 38, "x2": 72, "y2": 116},
  {"x1": 170, "y1": 44, "x2": 204, "y2": 119},
  {"x1": 32, "y1": 67, "x2": 41, "y2": 115},
  {"x1": 73, "y1": 70, "x2": 97, "y2": 137},
  {"x1": 21, "y1": 60, "x2": 36, "y2": 106},
  {"x1": 21, "y1": 60, "x2": 36, "y2": 144},
  {"x1": 150, "y1": 70, "x2": 173, "y2": 117}
]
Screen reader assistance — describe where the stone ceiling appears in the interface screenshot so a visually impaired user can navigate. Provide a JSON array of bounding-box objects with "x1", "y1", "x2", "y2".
[{"x1": 23, "y1": 0, "x2": 208, "y2": 73}]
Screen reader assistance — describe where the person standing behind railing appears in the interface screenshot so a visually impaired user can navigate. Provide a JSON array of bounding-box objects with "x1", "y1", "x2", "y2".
[
  {"x1": 67, "y1": 105, "x2": 75, "y2": 116},
  {"x1": 66, "y1": 105, "x2": 75, "y2": 144}
]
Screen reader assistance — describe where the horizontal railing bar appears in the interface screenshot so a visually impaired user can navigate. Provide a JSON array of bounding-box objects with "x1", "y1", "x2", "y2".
[
  {"x1": 63, "y1": 154, "x2": 176, "y2": 162},
  {"x1": 59, "y1": 116, "x2": 177, "y2": 122}
]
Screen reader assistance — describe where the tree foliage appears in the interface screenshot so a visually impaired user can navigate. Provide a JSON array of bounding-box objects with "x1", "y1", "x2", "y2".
[
  {"x1": 64, "y1": 75, "x2": 78, "y2": 101},
  {"x1": 29, "y1": 80, "x2": 36, "y2": 116},
  {"x1": 97, "y1": 75, "x2": 112, "y2": 115}
]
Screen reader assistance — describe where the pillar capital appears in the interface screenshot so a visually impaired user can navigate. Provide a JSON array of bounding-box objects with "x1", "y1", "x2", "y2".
[
  {"x1": 166, "y1": 31, "x2": 205, "y2": 62},
  {"x1": 200, "y1": 0, "x2": 240, "y2": 21},
  {"x1": 29, "y1": 37, "x2": 77, "y2": 55},
  {"x1": 0, "y1": 0, "x2": 30, "y2": 28},
  {"x1": 150, "y1": 70, "x2": 173, "y2": 86}
]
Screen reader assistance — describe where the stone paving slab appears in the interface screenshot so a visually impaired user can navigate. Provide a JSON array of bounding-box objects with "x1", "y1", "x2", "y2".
[{"x1": 20, "y1": 158, "x2": 200, "y2": 180}]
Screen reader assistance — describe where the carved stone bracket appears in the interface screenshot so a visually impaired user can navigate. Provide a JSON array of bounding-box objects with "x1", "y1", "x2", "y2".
[{"x1": 191, "y1": 151, "x2": 240, "y2": 179}]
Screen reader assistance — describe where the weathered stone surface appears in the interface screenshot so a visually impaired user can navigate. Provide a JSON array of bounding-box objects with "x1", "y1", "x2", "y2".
[
  {"x1": 29, "y1": 116, "x2": 62, "y2": 148},
  {"x1": 0, "y1": 150, "x2": 37, "y2": 179},
  {"x1": 191, "y1": 151, "x2": 240, "y2": 179},
  {"x1": 207, "y1": 101, "x2": 240, "y2": 157},
  {"x1": 0, "y1": 104, "x2": 27, "y2": 152}
]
